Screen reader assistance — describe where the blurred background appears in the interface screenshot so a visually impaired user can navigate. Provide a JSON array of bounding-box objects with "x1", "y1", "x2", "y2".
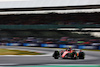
[
  {"x1": 0, "y1": 0, "x2": 100, "y2": 66},
  {"x1": 0, "y1": 12, "x2": 100, "y2": 49}
]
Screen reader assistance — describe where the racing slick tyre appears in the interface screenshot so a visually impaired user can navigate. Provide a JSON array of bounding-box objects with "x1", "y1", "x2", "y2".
[
  {"x1": 54, "y1": 56, "x2": 59, "y2": 59},
  {"x1": 53, "y1": 51, "x2": 60, "y2": 59},
  {"x1": 71, "y1": 52, "x2": 77, "y2": 59},
  {"x1": 79, "y1": 52, "x2": 85, "y2": 59}
]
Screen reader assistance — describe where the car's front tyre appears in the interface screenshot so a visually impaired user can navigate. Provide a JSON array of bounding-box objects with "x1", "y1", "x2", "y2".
[
  {"x1": 54, "y1": 56, "x2": 59, "y2": 59},
  {"x1": 53, "y1": 51, "x2": 60, "y2": 59}
]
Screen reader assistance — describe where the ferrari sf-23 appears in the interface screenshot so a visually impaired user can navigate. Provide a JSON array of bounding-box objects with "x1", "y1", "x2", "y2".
[{"x1": 53, "y1": 49, "x2": 85, "y2": 59}]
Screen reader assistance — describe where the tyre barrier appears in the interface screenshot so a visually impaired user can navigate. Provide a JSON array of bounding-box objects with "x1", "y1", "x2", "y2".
[{"x1": 6, "y1": 43, "x2": 100, "y2": 50}]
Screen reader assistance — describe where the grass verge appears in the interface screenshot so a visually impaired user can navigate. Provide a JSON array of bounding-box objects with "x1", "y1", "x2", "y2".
[
  {"x1": 0, "y1": 49, "x2": 44, "y2": 55},
  {"x1": 82, "y1": 49, "x2": 100, "y2": 51}
]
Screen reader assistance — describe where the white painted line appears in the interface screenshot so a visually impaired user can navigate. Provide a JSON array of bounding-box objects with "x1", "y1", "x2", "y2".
[
  {"x1": 0, "y1": 53, "x2": 53, "y2": 57},
  {"x1": 0, "y1": 63, "x2": 18, "y2": 66}
]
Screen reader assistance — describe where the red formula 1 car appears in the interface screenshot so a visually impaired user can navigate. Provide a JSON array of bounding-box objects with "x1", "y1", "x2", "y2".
[{"x1": 53, "y1": 49, "x2": 85, "y2": 59}]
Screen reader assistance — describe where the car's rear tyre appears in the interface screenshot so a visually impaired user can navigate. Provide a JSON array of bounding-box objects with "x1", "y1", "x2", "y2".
[
  {"x1": 79, "y1": 57, "x2": 84, "y2": 59},
  {"x1": 79, "y1": 52, "x2": 85, "y2": 59}
]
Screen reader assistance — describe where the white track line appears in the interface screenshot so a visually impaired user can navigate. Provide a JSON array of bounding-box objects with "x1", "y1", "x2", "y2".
[{"x1": 0, "y1": 63, "x2": 18, "y2": 66}]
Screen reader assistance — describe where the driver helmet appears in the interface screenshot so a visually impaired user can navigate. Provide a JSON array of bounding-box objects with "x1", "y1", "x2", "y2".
[{"x1": 69, "y1": 46, "x2": 72, "y2": 50}]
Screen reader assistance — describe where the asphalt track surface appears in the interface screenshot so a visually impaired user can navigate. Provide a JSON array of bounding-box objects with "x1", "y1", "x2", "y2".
[{"x1": 0, "y1": 46, "x2": 100, "y2": 66}]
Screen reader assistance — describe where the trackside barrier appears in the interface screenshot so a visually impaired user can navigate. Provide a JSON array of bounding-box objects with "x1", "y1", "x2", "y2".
[
  {"x1": 6, "y1": 43, "x2": 21, "y2": 46},
  {"x1": 6, "y1": 43, "x2": 100, "y2": 50},
  {"x1": 78, "y1": 45, "x2": 98, "y2": 49},
  {"x1": 0, "y1": 43, "x2": 7, "y2": 46},
  {"x1": 99, "y1": 46, "x2": 100, "y2": 50},
  {"x1": 23, "y1": 43, "x2": 40, "y2": 47},
  {"x1": 59, "y1": 44, "x2": 77, "y2": 48},
  {"x1": 41, "y1": 44, "x2": 58, "y2": 48}
]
